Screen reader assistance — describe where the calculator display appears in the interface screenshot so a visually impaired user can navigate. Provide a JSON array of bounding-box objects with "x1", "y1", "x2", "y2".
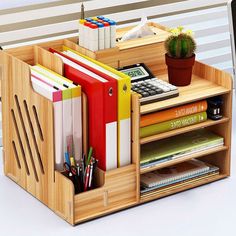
[{"x1": 121, "y1": 66, "x2": 149, "y2": 81}]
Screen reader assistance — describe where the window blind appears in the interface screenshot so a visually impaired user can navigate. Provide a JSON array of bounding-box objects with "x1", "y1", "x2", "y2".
[{"x1": 0, "y1": 0, "x2": 228, "y2": 47}]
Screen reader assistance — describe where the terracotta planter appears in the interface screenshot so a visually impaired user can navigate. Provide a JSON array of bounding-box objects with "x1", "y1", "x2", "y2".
[{"x1": 165, "y1": 53, "x2": 195, "y2": 86}]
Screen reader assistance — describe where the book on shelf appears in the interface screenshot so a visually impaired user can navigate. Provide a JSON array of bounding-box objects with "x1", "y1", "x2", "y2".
[
  {"x1": 140, "y1": 111, "x2": 207, "y2": 138},
  {"x1": 140, "y1": 100, "x2": 207, "y2": 127},
  {"x1": 140, "y1": 159, "x2": 219, "y2": 193},
  {"x1": 140, "y1": 129, "x2": 224, "y2": 169}
]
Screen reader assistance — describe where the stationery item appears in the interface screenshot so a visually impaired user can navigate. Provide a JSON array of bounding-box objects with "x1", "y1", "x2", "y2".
[
  {"x1": 31, "y1": 74, "x2": 63, "y2": 170},
  {"x1": 81, "y1": 2, "x2": 85, "y2": 19},
  {"x1": 141, "y1": 129, "x2": 224, "y2": 168},
  {"x1": 50, "y1": 48, "x2": 118, "y2": 171},
  {"x1": 140, "y1": 112, "x2": 207, "y2": 138},
  {"x1": 94, "y1": 22, "x2": 105, "y2": 50},
  {"x1": 78, "y1": 19, "x2": 86, "y2": 47},
  {"x1": 103, "y1": 19, "x2": 116, "y2": 48},
  {"x1": 103, "y1": 21, "x2": 111, "y2": 49},
  {"x1": 84, "y1": 164, "x2": 91, "y2": 191},
  {"x1": 141, "y1": 159, "x2": 219, "y2": 193},
  {"x1": 140, "y1": 100, "x2": 208, "y2": 127},
  {"x1": 65, "y1": 152, "x2": 70, "y2": 166},
  {"x1": 31, "y1": 65, "x2": 83, "y2": 169},
  {"x1": 88, "y1": 23, "x2": 98, "y2": 51},
  {"x1": 207, "y1": 97, "x2": 223, "y2": 120},
  {"x1": 61, "y1": 46, "x2": 131, "y2": 167},
  {"x1": 70, "y1": 157, "x2": 75, "y2": 166},
  {"x1": 84, "y1": 21, "x2": 91, "y2": 49},
  {"x1": 118, "y1": 63, "x2": 179, "y2": 105},
  {"x1": 87, "y1": 147, "x2": 93, "y2": 165},
  {"x1": 88, "y1": 162, "x2": 93, "y2": 188}
]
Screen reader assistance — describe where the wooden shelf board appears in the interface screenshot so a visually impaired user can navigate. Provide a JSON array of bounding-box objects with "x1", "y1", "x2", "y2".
[
  {"x1": 140, "y1": 145, "x2": 228, "y2": 174},
  {"x1": 141, "y1": 75, "x2": 230, "y2": 115},
  {"x1": 140, "y1": 174, "x2": 228, "y2": 203},
  {"x1": 140, "y1": 117, "x2": 230, "y2": 145}
]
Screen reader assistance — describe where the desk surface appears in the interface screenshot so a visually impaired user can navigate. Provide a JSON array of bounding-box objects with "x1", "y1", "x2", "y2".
[{"x1": 0, "y1": 93, "x2": 235, "y2": 236}]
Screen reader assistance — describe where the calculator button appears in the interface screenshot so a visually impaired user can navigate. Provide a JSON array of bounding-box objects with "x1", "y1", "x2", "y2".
[
  {"x1": 156, "y1": 89, "x2": 163, "y2": 94},
  {"x1": 137, "y1": 90, "x2": 143, "y2": 94},
  {"x1": 135, "y1": 84, "x2": 141, "y2": 88},
  {"x1": 162, "y1": 87, "x2": 171, "y2": 92},
  {"x1": 149, "y1": 90, "x2": 157, "y2": 96},
  {"x1": 140, "y1": 86, "x2": 146, "y2": 90},
  {"x1": 141, "y1": 92, "x2": 149, "y2": 97}
]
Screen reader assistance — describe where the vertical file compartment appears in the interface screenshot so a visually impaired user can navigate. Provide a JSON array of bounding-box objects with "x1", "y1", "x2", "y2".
[{"x1": 0, "y1": 44, "x2": 138, "y2": 225}]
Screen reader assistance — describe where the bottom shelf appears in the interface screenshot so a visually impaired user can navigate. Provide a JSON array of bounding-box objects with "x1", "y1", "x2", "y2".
[{"x1": 140, "y1": 173, "x2": 227, "y2": 203}]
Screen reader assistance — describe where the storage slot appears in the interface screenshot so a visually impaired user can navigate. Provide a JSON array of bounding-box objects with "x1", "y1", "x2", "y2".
[
  {"x1": 140, "y1": 155, "x2": 226, "y2": 202},
  {"x1": 74, "y1": 164, "x2": 137, "y2": 224}
]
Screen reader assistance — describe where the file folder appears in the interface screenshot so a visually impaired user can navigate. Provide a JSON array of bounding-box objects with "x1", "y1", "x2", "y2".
[
  {"x1": 31, "y1": 73, "x2": 63, "y2": 170},
  {"x1": 62, "y1": 46, "x2": 131, "y2": 167},
  {"x1": 49, "y1": 48, "x2": 118, "y2": 171},
  {"x1": 31, "y1": 66, "x2": 82, "y2": 170}
]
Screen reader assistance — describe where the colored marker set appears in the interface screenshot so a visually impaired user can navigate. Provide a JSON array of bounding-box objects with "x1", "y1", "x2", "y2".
[
  {"x1": 64, "y1": 145, "x2": 98, "y2": 194},
  {"x1": 78, "y1": 16, "x2": 116, "y2": 51}
]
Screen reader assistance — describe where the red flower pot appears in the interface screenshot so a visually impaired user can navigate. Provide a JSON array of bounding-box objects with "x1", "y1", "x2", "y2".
[{"x1": 165, "y1": 53, "x2": 195, "y2": 86}]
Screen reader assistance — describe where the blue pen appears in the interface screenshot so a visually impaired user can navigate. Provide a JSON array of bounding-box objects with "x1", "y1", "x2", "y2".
[{"x1": 64, "y1": 152, "x2": 70, "y2": 166}]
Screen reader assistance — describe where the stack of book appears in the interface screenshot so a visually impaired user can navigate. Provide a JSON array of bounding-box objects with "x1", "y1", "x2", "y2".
[
  {"x1": 141, "y1": 159, "x2": 220, "y2": 194},
  {"x1": 140, "y1": 100, "x2": 208, "y2": 138},
  {"x1": 140, "y1": 129, "x2": 224, "y2": 169}
]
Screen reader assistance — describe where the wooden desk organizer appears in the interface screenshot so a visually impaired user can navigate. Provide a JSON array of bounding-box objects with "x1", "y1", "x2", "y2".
[{"x1": 0, "y1": 23, "x2": 232, "y2": 225}]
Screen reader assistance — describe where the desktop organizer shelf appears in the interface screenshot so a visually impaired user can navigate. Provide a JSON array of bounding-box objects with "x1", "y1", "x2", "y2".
[{"x1": 0, "y1": 23, "x2": 232, "y2": 225}]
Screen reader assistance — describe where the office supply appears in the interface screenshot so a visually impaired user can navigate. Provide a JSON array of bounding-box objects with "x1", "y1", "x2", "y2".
[
  {"x1": 140, "y1": 129, "x2": 224, "y2": 169},
  {"x1": 87, "y1": 147, "x2": 93, "y2": 165},
  {"x1": 88, "y1": 23, "x2": 98, "y2": 51},
  {"x1": 31, "y1": 69, "x2": 66, "y2": 171},
  {"x1": 140, "y1": 111, "x2": 207, "y2": 138},
  {"x1": 141, "y1": 159, "x2": 219, "y2": 193},
  {"x1": 0, "y1": 22, "x2": 232, "y2": 225},
  {"x1": 78, "y1": 19, "x2": 86, "y2": 47},
  {"x1": 61, "y1": 46, "x2": 131, "y2": 167},
  {"x1": 50, "y1": 48, "x2": 118, "y2": 171},
  {"x1": 207, "y1": 97, "x2": 223, "y2": 120},
  {"x1": 140, "y1": 100, "x2": 207, "y2": 127},
  {"x1": 81, "y1": 2, "x2": 85, "y2": 20},
  {"x1": 118, "y1": 63, "x2": 179, "y2": 104},
  {"x1": 32, "y1": 65, "x2": 83, "y2": 167}
]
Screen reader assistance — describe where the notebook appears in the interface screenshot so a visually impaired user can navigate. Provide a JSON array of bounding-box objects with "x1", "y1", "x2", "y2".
[
  {"x1": 141, "y1": 159, "x2": 219, "y2": 190},
  {"x1": 141, "y1": 129, "x2": 224, "y2": 168}
]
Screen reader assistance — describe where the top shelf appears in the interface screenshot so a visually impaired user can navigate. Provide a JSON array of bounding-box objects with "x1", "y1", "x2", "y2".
[{"x1": 141, "y1": 71, "x2": 231, "y2": 115}]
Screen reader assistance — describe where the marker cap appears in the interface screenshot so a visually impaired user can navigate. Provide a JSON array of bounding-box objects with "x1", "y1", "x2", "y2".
[
  {"x1": 79, "y1": 19, "x2": 86, "y2": 24},
  {"x1": 85, "y1": 18, "x2": 93, "y2": 22},
  {"x1": 95, "y1": 22, "x2": 104, "y2": 28},
  {"x1": 102, "y1": 22, "x2": 110, "y2": 27},
  {"x1": 97, "y1": 16, "x2": 105, "y2": 20},
  {"x1": 89, "y1": 24, "x2": 98, "y2": 29},
  {"x1": 108, "y1": 20, "x2": 116, "y2": 26}
]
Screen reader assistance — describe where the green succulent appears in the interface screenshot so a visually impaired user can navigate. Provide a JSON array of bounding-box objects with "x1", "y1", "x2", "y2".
[{"x1": 165, "y1": 27, "x2": 196, "y2": 59}]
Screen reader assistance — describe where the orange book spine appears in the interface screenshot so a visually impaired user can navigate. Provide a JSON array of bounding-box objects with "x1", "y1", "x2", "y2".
[{"x1": 140, "y1": 100, "x2": 208, "y2": 127}]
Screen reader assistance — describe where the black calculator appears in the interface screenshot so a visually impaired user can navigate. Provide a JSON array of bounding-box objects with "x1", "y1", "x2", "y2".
[{"x1": 118, "y1": 63, "x2": 179, "y2": 105}]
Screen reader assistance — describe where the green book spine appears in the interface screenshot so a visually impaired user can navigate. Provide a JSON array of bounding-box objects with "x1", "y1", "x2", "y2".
[{"x1": 140, "y1": 112, "x2": 207, "y2": 138}]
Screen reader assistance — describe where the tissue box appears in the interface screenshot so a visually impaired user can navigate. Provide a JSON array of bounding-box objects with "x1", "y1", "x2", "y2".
[{"x1": 68, "y1": 22, "x2": 170, "y2": 75}]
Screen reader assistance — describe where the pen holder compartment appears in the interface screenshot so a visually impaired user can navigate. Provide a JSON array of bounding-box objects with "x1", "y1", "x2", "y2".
[{"x1": 73, "y1": 164, "x2": 137, "y2": 224}]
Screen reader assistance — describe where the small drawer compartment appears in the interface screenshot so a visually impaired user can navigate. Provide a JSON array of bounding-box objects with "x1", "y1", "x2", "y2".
[{"x1": 74, "y1": 164, "x2": 137, "y2": 224}]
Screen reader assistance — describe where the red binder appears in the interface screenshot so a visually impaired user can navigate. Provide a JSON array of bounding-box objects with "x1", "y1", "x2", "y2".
[{"x1": 49, "y1": 48, "x2": 118, "y2": 171}]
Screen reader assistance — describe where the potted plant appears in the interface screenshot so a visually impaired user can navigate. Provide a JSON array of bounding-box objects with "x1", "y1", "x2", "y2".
[{"x1": 165, "y1": 26, "x2": 196, "y2": 86}]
